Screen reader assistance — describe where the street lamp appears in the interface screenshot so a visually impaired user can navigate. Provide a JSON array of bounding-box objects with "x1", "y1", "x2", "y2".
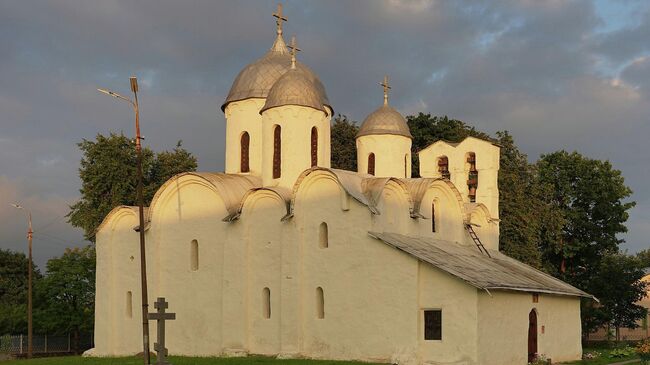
[
  {"x1": 11, "y1": 203, "x2": 32, "y2": 359},
  {"x1": 98, "y1": 77, "x2": 150, "y2": 365}
]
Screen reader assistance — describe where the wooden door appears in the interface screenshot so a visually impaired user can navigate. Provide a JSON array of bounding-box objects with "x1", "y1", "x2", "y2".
[{"x1": 528, "y1": 309, "x2": 538, "y2": 363}]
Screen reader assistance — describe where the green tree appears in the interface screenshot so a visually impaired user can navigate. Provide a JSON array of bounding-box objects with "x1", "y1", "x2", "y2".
[
  {"x1": 35, "y1": 246, "x2": 95, "y2": 353},
  {"x1": 330, "y1": 115, "x2": 359, "y2": 171},
  {"x1": 68, "y1": 133, "x2": 197, "y2": 240},
  {"x1": 637, "y1": 249, "x2": 650, "y2": 268},
  {"x1": 0, "y1": 249, "x2": 40, "y2": 334},
  {"x1": 407, "y1": 113, "x2": 491, "y2": 177},
  {"x1": 583, "y1": 254, "x2": 649, "y2": 340},
  {"x1": 536, "y1": 151, "x2": 635, "y2": 283}
]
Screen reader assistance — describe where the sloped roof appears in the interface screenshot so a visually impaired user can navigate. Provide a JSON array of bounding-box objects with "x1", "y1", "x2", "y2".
[{"x1": 369, "y1": 231, "x2": 594, "y2": 299}]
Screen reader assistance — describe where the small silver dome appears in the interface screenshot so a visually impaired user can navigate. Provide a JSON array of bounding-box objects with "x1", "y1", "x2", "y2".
[
  {"x1": 221, "y1": 35, "x2": 331, "y2": 112},
  {"x1": 357, "y1": 105, "x2": 412, "y2": 139},
  {"x1": 260, "y1": 68, "x2": 327, "y2": 114}
]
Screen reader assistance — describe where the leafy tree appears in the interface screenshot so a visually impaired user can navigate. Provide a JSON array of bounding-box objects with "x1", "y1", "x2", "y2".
[
  {"x1": 536, "y1": 151, "x2": 635, "y2": 285},
  {"x1": 68, "y1": 133, "x2": 197, "y2": 240},
  {"x1": 583, "y1": 254, "x2": 649, "y2": 340},
  {"x1": 35, "y1": 246, "x2": 95, "y2": 353},
  {"x1": 407, "y1": 113, "x2": 490, "y2": 177},
  {"x1": 0, "y1": 249, "x2": 41, "y2": 334},
  {"x1": 330, "y1": 115, "x2": 359, "y2": 171},
  {"x1": 637, "y1": 249, "x2": 650, "y2": 268}
]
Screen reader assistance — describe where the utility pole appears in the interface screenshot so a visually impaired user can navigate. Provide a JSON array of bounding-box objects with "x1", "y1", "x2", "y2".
[
  {"x1": 98, "y1": 77, "x2": 150, "y2": 364},
  {"x1": 11, "y1": 204, "x2": 33, "y2": 359}
]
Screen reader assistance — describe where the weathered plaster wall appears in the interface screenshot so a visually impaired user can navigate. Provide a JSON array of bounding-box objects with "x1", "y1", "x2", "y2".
[
  {"x1": 356, "y1": 134, "x2": 412, "y2": 178},
  {"x1": 224, "y1": 98, "x2": 266, "y2": 175},
  {"x1": 419, "y1": 137, "x2": 500, "y2": 219},
  {"x1": 477, "y1": 291, "x2": 582, "y2": 365},
  {"x1": 261, "y1": 105, "x2": 331, "y2": 188}
]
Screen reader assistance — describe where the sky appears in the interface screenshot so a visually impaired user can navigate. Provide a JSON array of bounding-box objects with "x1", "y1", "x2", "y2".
[{"x1": 0, "y1": 0, "x2": 648, "y2": 269}]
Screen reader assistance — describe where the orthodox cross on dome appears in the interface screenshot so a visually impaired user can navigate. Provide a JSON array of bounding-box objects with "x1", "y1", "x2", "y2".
[
  {"x1": 273, "y1": 3, "x2": 288, "y2": 36},
  {"x1": 380, "y1": 75, "x2": 391, "y2": 106},
  {"x1": 289, "y1": 36, "x2": 301, "y2": 69}
]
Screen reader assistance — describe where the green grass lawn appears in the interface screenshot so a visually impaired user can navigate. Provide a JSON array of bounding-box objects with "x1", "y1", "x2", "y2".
[
  {"x1": 0, "y1": 355, "x2": 383, "y2": 365},
  {"x1": 560, "y1": 347, "x2": 640, "y2": 364}
]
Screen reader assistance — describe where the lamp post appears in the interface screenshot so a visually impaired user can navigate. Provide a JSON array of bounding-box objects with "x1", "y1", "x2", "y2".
[
  {"x1": 98, "y1": 77, "x2": 150, "y2": 365},
  {"x1": 11, "y1": 203, "x2": 32, "y2": 359}
]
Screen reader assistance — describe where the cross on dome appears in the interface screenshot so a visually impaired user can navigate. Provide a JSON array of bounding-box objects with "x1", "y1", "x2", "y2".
[
  {"x1": 289, "y1": 35, "x2": 301, "y2": 69},
  {"x1": 380, "y1": 75, "x2": 391, "y2": 105},
  {"x1": 273, "y1": 3, "x2": 288, "y2": 36}
]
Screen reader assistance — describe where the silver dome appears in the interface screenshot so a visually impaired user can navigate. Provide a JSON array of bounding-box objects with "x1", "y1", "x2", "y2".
[
  {"x1": 260, "y1": 68, "x2": 327, "y2": 114},
  {"x1": 357, "y1": 105, "x2": 412, "y2": 139},
  {"x1": 221, "y1": 35, "x2": 331, "y2": 112}
]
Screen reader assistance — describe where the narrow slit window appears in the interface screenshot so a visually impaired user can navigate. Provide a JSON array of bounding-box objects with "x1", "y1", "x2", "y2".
[
  {"x1": 263, "y1": 287, "x2": 271, "y2": 319},
  {"x1": 190, "y1": 239, "x2": 199, "y2": 271},
  {"x1": 316, "y1": 287, "x2": 325, "y2": 319},
  {"x1": 319, "y1": 222, "x2": 328, "y2": 248},
  {"x1": 431, "y1": 202, "x2": 436, "y2": 233},
  {"x1": 404, "y1": 154, "x2": 409, "y2": 178},
  {"x1": 424, "y1": 310, "x2": 442, "y2": 340},
  {"x1": 126, "y1": 291, "x2": 133, "y2": 319},
  {"x1": 240, "y1": 132, "x2": 250, "y2": 173},
  {"x1": 368, "y1": 153, "x2": 375, "y2": 176},
  {"x1": 273, "y1": 126, "x2": 281, "y2": 179},
  {"x1": 311, "y1": 127, "x2": 318, "y2": 167}
]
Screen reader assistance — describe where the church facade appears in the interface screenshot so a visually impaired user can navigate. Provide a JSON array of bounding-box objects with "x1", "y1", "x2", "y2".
[{"x1": 93, "y1": 7, "x2": 591, "y2": 365}]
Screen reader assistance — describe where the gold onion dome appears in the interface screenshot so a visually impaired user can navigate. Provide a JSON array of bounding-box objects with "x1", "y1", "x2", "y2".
[
  {"x1": 357, "y1": 76, "x2": 412, "y2": 138},
  {"x1": 221, "y1": 34, "x2": 331, "y2": 112}
]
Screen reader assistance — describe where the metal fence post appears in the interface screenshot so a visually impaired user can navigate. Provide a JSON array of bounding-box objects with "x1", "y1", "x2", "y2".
[
  {"x1": 44, "y1": 334, "x2": 47, "y2": 353},
  {"x1": 19, "y1": 334, "x2": 23, "y2": 354},
  {"x1": 67, "y1": 333, "x2": 71, "y2": 352}
]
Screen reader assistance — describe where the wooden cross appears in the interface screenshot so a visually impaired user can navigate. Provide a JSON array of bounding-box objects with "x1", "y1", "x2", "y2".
[
  {"x1": 273, "y1": 3, "x2": 288, "y2": 35},
  {"x1": 380, "y1": 75, "x2": 391, "y2": 105},
  {"x1": 289, "y1": 36, "x2": 301, "y2": 69},
  {"x1": 148, "y1": 297, "x2": 176, "y2": 365}
]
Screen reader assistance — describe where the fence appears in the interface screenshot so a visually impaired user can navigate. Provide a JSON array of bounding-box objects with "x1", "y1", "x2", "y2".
[{"x1": 0, "y1": 334, "x2": 93, "y2": 355}]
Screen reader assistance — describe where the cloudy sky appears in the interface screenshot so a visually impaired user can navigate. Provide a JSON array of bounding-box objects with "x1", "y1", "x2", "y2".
[{"x1": 0, "y1": 0, "x2": 648, "y2": 269}]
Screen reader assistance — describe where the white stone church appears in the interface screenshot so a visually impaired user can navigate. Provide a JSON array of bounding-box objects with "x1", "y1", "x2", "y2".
[{"x1": 93, "y1": 6, "x2": 592, "y2": 365}]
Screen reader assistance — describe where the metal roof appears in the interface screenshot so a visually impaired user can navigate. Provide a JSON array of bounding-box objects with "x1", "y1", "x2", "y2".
[
  {"x1": 222, "y1": 34, "x2": 331, "y2": 112},
  {"x1": 357, "y1": 104, "x2": 412, "y2": 139},
  {"x1": 260, "y1": 68, "x2": 327, "y2": 114},
  {"x1": 369, "y1": 231, "x2": 594, "y2": 299}
]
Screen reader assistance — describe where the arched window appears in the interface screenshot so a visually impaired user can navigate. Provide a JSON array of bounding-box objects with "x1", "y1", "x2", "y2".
[
  {"x1": 431, "y1": 202, "x2": 436, "y2": 233},
  {"x1": 273, "y1": 126, "x2": 281, "y2": 179},
  {"x1": 240, "y1": 132, "x2": 250, "y2": 173},
  {"x1": 319, "y1": 222, "x2": 328, "y2": 248},
  {"x1": 368, "y1": 153, "x2": 375, "y2": 176},
  {"x1": 126, "y1": 291, "x2": 133, "y2": 318},
  {"x1": 316, "y1": 287, "x2": 325, "y2": 319},
  {"x1": 311, "y1": 127, "x2": 318, "y2": 167},
  {"x1": 263, "y1": 287, "x2": 271, "y2": 319},
  {"x1": 467, "y1": 152, "x2": 477, "y2": 202},
  {"x1": 190, "y1": 239, "x2": 199, "y2": 271},
  {"x1": 404, "y1": 154, "x2": 409, "y2": 178},
  {"x1": 438, "y1": 156, "x2": 450, "y2": 179}
]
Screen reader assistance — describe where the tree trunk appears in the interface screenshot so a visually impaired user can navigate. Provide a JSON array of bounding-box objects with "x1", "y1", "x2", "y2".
[
  {"x1": 615, "y1": 326, "x2": 620, "y2": 342},
  {"x1": 73, "y1": 329, "x2": 80, "y2": 355}
]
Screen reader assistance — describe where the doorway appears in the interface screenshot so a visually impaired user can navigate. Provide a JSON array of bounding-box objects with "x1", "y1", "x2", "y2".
[{"x1": 528, "y1": 309, "x2": 538, "y2": 363}]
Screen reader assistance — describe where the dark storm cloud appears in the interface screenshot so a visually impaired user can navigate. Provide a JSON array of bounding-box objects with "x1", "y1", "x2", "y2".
[{"x1": 0, "y1": 0, "x2": 648, "y2": 268}]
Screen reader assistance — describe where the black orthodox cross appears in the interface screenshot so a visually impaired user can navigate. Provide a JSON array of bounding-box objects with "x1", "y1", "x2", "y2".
[
  {"x1": 148, "y1": 297, "x2": 176, "y2": 365},
  {"x1": 273, "y1": 3, "x2": 288, "y2": 35}
]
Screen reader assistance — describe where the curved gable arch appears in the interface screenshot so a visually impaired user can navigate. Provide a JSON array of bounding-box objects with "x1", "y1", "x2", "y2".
[
  {"x1": 232, "y1": 187, "x2": 291, "y2": 222},
  {"x1": 95, "y1": 205, "x2": 140, "y2": 237},
  {"x1": 291, "y1": 168, "x2": 351, "y2": 217}
]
